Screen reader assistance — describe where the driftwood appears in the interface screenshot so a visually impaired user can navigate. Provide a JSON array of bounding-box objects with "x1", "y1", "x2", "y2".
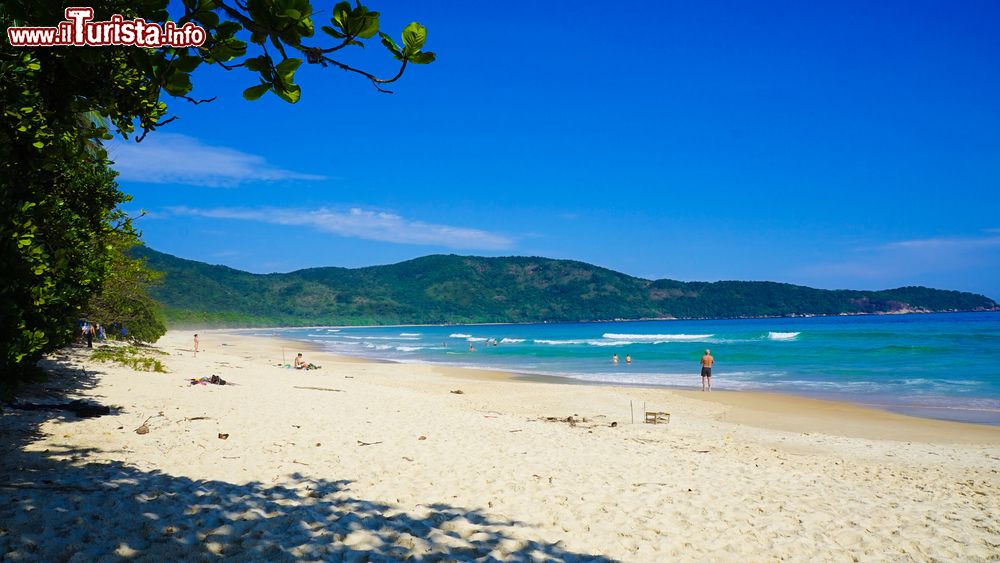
[
  {"x1": 293, "y1": 386, "x2": 344, "y2": 392},
  {"x1": 357, "y1": 440, "x2": 382, "y2": 447}
]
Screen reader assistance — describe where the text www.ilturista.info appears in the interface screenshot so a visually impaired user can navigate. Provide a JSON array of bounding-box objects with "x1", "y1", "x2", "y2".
[{"x1": 7, "y1": 7, "x2": 206, "y2": 48}]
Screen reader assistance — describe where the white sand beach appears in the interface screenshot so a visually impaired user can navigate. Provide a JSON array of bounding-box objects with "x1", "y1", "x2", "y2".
[{"x1": 2, "y1": 330, "x2": 999, "y2": 561}]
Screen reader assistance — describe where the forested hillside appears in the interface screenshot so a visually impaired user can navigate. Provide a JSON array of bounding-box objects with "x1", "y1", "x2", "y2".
[{"x1": 134, "y1": 248, "x2": 999, "y2": 327}]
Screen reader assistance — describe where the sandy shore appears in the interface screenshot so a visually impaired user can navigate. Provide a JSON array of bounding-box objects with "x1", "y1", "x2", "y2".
[{"x1": 2, "y1": 330, "x2": 999, "y2": 561}]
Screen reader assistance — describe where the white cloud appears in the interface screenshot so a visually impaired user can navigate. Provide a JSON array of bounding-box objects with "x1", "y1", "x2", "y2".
[
  {"x1": 107, "y1": 133, "x2": 326, "y2": 187},
  {"x1": 796, "y1": 231, "x2": 1000, "y2": 284},
  {"x1": 875, "y1": 234, "x2": 1000, "y2": 251},
  {"x1": 168, "y1": 206, "x2": 514, "y2": 250}
]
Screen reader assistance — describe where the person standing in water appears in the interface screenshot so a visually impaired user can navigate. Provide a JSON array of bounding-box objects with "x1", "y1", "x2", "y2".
[
  {"x1": 700, "y1": 349, "x2": 714, "y2": 391},
  {"x1": 612, "y1": 353, "x2": 619, "y2": 364},
  {"x1": 625, "y1": 354, "x2": 632, "y2": 365}
]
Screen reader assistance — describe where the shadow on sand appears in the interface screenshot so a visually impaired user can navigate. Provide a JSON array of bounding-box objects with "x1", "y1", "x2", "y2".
[{"x1": 0, "y1": 348, "x2": 615, "y2": 562}]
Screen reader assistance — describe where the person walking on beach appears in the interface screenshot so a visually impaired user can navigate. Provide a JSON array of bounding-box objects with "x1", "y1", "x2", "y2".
[
  {"x1": 700, "y1": 349, "x2": 714, "y2": 391},
  {"x1": 193, "y1": 334, "x2": 200, "y2": 353}
]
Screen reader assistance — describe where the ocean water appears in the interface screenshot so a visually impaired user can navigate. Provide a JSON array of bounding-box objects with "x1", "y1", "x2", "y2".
[{"x1": 261, "y1": 312, "x2": 1000, "y2": 425}]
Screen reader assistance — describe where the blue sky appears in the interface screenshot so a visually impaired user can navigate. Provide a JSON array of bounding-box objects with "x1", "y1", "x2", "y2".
[{"x1": 110, "y1": 1, "x2": 1000, "y2": 298}]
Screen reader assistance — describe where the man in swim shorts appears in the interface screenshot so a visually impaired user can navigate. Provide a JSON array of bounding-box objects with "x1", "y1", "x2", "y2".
[{"x1": 700, "y1": 349, "x2": 714, "y2": 392}]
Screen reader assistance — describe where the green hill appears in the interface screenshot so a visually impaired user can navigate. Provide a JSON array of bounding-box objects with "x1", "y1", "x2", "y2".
[{"x1": 133, "y1": 247, "x2": 1000, "y2": 327}]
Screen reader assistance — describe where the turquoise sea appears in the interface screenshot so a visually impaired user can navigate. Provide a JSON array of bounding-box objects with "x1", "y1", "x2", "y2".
[{"x1": 263, "y1": 312, "x2": 1000, "y2": 425}]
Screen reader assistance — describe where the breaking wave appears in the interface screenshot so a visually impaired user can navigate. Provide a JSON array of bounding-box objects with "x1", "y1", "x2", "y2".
[
  {"x1": 767, "y1": 332, "x2": 801, "y2": 340},
  {"x1": 603, "y1": 333, "x2": 714, "y2": 341}
]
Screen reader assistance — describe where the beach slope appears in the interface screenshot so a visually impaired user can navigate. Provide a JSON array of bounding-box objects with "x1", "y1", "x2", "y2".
[{"x1": 2, "y1": 331, "x2": 998, "y2": 561}]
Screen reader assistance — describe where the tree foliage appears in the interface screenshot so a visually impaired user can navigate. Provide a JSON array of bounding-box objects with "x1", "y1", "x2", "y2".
[
  {"x1": 85, "y1": 237, "x2": 168, "y2": 344},
  {"x1": 0, "y1": 0, "x2": 433, "y2": 389}
]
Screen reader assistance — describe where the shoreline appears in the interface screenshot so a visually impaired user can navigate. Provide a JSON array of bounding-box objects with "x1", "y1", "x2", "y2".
[
  {"x1": 168, "y1": 307, "x2": 1000, "y2": 331},
  {"x1": 233, "y1": 327, "x2": 1000, "y2": 430},
  {"x1": 233, "y1": 331, "x2": 1000, "y2": 444}
]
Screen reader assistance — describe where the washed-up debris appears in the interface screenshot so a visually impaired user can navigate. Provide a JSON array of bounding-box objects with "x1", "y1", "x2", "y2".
[
  {"x1": 417, "y1": 435, "x2": 427, "y2": 441},
  {"x1": 449, "y1": 389, "x2": 464, "y2": 394},
  {"x1": 357, "y1": 440, "x2": 382, "y2": 447},
  {"x1": 293, "y1": 386, "x2": 344, "y2": 392},
  {"x1": 538, "y1": 415, "x2": 611, "y2": 430},
  {"x1": 178, "y1": 416, "x2": 212, "y2": 423},
  {"x1": 218, "y1": 433, "x2": 229, "y2": 440}
]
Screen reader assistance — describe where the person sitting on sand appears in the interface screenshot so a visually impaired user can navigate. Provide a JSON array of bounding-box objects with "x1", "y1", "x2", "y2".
[
  {"x1": 700, "y1": 349, "x2": 714, "y2": 392},
  {"x1": 294, "y1": 353, "x2": 307, "y2": 369}
]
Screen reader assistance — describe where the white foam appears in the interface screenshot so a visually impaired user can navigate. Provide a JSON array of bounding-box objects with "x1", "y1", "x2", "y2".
[
  {"x1": 449, "y1": 333, "x2": 472, "y2": 338},
  {"x1": 400, "y1": 332, "x2": 421, "y2": 337},
  {"x1": 395, "y1": 346, "x2": 424, "y2": 352},
  {"x1": 344, "y1": 335, "x2": 418, "y2": 341},
  {"x1": 325, "y1": 329, "x2": 340, "y2": 332},
  {"x1": 588, "y1": 340, "x2": 632, "y2": 347},
  {"x1": 467, "y1": 337, "x2": 488, "y2": 342},
  {"x1": 500, "y1": 338, "x2": 525, "y2": 343},
  {"x1": 602, "y1": 333, "x2": 714, "y2": 341},
  {"x1": 534, "y1": 339, "x2": 588, "y2": 345},
  {"x1": 767, "y1": 332, "x2": 801, "y2": 340}
]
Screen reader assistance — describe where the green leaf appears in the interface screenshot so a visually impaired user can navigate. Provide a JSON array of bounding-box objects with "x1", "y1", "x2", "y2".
[
  {"x1": 408, "y1": 51, "x2": 436, "y2": 64},
  {"x1": 379, "y1": 32, "x2": 402, "y2": 59},
  {"x1": 163, "y1": 71, "x2": 193, "y2": 96},
  {"x1": 32, "y1": 141, "x2": 44, "y2": 148},
  {"x1": 243, "y1": 83, "x2": 270, "y2": 101},
  {"x1": 332, "y1": 1, "x2": 351, "y2": 28},
  {"x1": 275, "y1": 57, "x2": 302, "y2": 79},
  {"x1": 244, "y1": 56, "x2": 269, "y2": 72},
  {"x1": 217, "y1": 21, "x2": 241, "y2": 36},
  {"x1": 174, "y1": 55, "x2": 201, "y2": 73},
  {"x1": 356, "y1": 12, "x2": 380, "y2": 39},
  {"x1": 195, "y1": 10, "x2": 219, "y2": 28},
  {"x1": 322, "y1": 25, "x2": 346, "y2": 38},
  {"x1": 275, "y1": 83, "x2": 301, "y2": 104},
  {"x1": 401, "y1": 22, "x2": 426, "y2": 53}
]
